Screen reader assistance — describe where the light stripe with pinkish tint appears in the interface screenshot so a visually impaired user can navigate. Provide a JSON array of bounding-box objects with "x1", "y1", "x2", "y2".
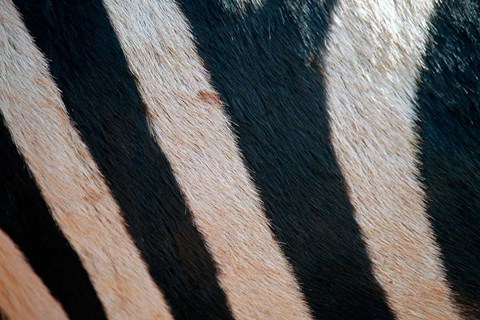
[
  {"x1": 324, "y1": 0, "x2": 461, "y2": 319},
  {"x1": 0, "y1": 2, "x2": 173, "y2": 319},
  {"x1": 103, "y1": 0, "x2": 313, "y2": 319},
  {"x1": 0, "y1": 229, "x2": 67, "y2": 320}
]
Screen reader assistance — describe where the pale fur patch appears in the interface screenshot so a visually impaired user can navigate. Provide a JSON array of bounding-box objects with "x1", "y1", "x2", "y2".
[
  {"x1": 0, "y1": 2, "x2": 173, "y2": 319},
  {"x1": 0, "y1": 229, "x2": 67, "y2": 320},
  {"x1": 324, "y1": 0, "x2": 461, "y2": 319},
  {"x1": 103, "y1": 0, "x2": 313, "y2": 319}
]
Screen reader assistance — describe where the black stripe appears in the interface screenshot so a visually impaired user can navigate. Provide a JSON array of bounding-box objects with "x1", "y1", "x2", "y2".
[
  {"x1": 416, "y1": 0, "x2": 480, "y2": 318},
  {"x1": 12, "y1": 1, "x2": 234, "y2": 319},
  {"x1": 177, "y1": 1, "x2": 394, "y2": 319},
  {"x1": 0, "y1": 308, "x2": 7, "y2": 320},
  {"x1": 0, "y1": 114, "x2": 106, "y2": 320}
]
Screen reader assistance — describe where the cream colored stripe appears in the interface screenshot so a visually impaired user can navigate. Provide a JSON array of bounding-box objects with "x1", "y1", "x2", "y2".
[
  {"x1": 0, "y1": 229, "x2": 67, "y2": 320},
  {"x1": 324, "y1": 0, "x2": 461, "y2": 319},
  {"x1": 0, "y1": 2, "x2": 173, "y2": 319},
  {"x1": 103, "y1": 1, "x2": 312, "y2": 319}
]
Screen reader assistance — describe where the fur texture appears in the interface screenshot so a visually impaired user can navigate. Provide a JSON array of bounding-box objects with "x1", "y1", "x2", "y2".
[
  {"x1": 0, "y1": 112, "x2": 106, "y2": 319},
  {"x1": 177, "y1": 0, "x2": 393, "y2": 318},
  {"x1": 416, "y1": 0, "x2": 480, "y2": 318},
  {"x1": 0, "y1": 0, "x2": 479, "y2": 319},
  {"x1": 0, "y1": 230, "x2": 67, "y2": 320},
  {"x1": 104, "y1": 0, "x2": 312, "y2": 319},
  {"x1": 324, "y1": 0, "x2": 460, "y2": 318},
  {"x1": 0, "y1": 2, "x2": 172, "y2": 318}
]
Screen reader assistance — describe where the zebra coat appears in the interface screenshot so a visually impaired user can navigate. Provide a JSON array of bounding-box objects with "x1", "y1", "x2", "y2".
[{"x1": 0, "y1": 0, "x2": 479, "y2": 319}]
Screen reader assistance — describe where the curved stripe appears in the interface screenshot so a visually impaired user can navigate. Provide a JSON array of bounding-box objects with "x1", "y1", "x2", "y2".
[
  {"x1": 0, "y1": 2, "x2": 173, "y2": 319},
  {"x1": 177, "y1": 0, "x2": 394, "y2": 318},
  {"x1": 0, "y1": 112, "x2": 106, "y2": 319},
  {"x1": 0, "y1": 229, "x2": 67, "y2": 320},
  {"x1": 415, "y1": 0, "x2": 480, "y2": 318},
  {"x1": 103, "y1": 0, "x2": 313, "y2": 319},
  {"x1": 324, "y1": 0, "x2": 461, "y2": 319}
]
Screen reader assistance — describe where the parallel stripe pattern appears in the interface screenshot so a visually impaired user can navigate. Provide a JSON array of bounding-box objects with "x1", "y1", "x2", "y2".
[
  {"x1": 1, "y1": 2, "x2": 173, "y2": 319},
  {"x1": 177, "y1": 0, "x2": 394, "y2": 318},
  {"x1": 103, "y1": 0, "x2": 312, "y2": 319},
  {"x1": 0, "y1": 229, "x2": 67, "y2": 320},
  {"x1": 0, "y1": 0, "x2": 477, "y2": 319},
  {"x1": 0, "y1": 112, "x2": 106, "y2": 319},
  {"x1": 324, "y1": 0, "x2": 461, "y2": 319},
  {"x1": 11, "y1": 0, "x2": 234, "y2": 318}
]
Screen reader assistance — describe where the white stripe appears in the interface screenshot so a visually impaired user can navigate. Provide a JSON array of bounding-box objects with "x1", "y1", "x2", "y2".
[
  {"x1": 0, "y1": 229, "x2": 68, "y2": 320},
  {"x1": 324, "y1": 0, "x2": 461, "y2": 319},
  {"x1": 0, "y1": 2, "x2": 173, "y2": 319},
  {"x1": 103, "y1": 1, "x2": 313, "y2": 319}
]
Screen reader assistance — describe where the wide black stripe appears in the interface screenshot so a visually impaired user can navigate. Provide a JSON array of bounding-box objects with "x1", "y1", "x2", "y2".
[
  {"x1": 416, "y1": 0, "x2": 480, "y2": 318},
  {"x1": 13, "y1": 1, "x2": 233, "y2": 319},
  {"x1": 177, "y1": 1, "x2": 394, "y2": 319},
  {"x1": 0, "y1": 114, "x2": 106, "y2": 320}
]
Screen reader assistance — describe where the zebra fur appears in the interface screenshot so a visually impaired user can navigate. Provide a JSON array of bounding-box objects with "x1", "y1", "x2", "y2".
[{"x1": 0, "y1": 0, "x2": 479, "y2": 319}]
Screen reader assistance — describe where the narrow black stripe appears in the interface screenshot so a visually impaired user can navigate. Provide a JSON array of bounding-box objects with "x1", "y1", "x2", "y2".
[
  {"x1": 177, "y1": 1, "x2": 394, "y2": 319},
  {"x1": 0, "y1": 308, "x2": 7, "y2": 320},
  {"x1": 12, "y1": 1, "x2": 233, "y2": 319},
  {"x1": 416, "y1": 0, "x2": 480, "y2": 318},
  {"x1": 0, "y1": 114, "x2": 106, "y2": 320}
]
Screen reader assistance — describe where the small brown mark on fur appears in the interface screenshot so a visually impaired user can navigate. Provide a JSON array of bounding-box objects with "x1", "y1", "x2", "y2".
[{"x1": 197, "y1": 89, "x2": 222, "y2": 107}]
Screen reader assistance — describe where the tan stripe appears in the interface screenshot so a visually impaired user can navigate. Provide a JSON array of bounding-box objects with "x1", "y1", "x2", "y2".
[
  {"x1": 0, "y1": 229, "x2": 67, "y2": 320},
  {"x1": 103, "y1": 1, "x2": 312, "y2": 319},
  {"x1": 0, "y1": 2, "x2": 173, "y2": 319},
  {"x1": 324, "y1": 0, "x2": 461, "y2": 319}
]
